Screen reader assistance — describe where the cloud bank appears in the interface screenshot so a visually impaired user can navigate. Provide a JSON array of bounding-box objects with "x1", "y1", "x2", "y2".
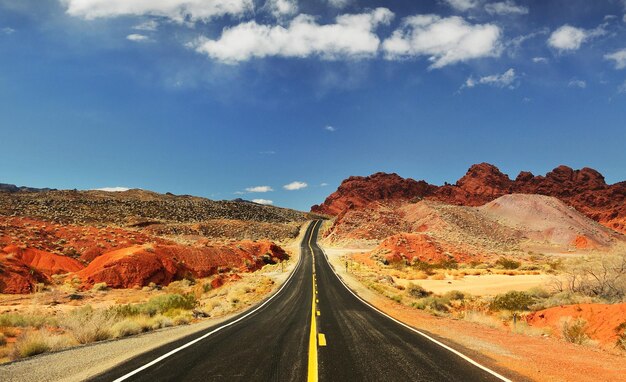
[
  {"x1": 192, "y1": 8, "x2": 394, "y2": 63},
  {"x1": 382, "y1": 15, "x2": 501, "y2": 68}
]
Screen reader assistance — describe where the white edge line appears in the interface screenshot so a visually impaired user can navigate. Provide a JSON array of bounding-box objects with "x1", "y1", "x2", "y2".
[
  {"x1": 112, "y1": 221, "x2": 314, "y2": 382},
  {"x1": 318, "y1": 245, "x2": 513, "y2": 382}
]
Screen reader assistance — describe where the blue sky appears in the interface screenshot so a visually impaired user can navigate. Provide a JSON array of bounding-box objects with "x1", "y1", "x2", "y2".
[{"x1": 1, "y1": 0, "x2": 626, "y2": 211}]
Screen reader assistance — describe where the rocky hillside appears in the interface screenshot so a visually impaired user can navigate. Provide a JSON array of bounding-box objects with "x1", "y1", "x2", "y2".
[
  {"x1": 312, "y1": 163, "x2": 626, "y2": 234},
  {"x1": 1, "y1": 189, "x2": 311, "y2": 226}
]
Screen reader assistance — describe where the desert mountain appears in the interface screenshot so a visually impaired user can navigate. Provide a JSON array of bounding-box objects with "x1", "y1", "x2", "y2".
[
  {"x1": 0, "y1": 187, "x2": 311, "y2": 294},
  {"x1": 323, "y1": 194, "x2": 622, "y2": 258},
  {"x1": 312, "y1": 163, "x2": 626, "y2": 234}
]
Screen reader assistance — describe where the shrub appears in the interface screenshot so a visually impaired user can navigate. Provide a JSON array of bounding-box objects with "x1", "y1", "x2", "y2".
[
  {"x1": 616, "y1": 322, "x2": 626, "y2": 351},
  {"x1": 443, "y1": 290, "x2": 465, "y2": 301},
  {"x1": 13, "y1": 331, "x2": 50, "y2": 358},
  {"x1": 495, "y1": 257, "x2": 521, "y2": 270},
  {"x1": 0, "y1": 313, "x2": 50, "y2": 328},
  {"x1": 0, "y1": 333, "x2": 6, "y2": 346},
  {"x1": 61, "y1": 306, "x2": 113, "y2": 344},
  {"x1": 490, "y1": 291, "x2": 535, "y2": 311},
  {"x1": 140, "y1": 294, "x2": 197, "y2": 316},
  {"x1": 414, "y1": 296, "x2": 450, "y2": 313},
  {"x1": 112, "y1": 320, "x2": 142, "y2": 338},
  {"x1": 562, "y1": 318, "x2": 589, "y2": 345},
  {"x1": 406, "y1": 283, "x2": 431, "y2": 299},
  {"x1": 92, "y1": 282, "x2": 108, "y2": 291}
]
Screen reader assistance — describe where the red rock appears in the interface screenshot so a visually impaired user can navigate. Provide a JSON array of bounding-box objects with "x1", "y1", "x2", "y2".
[
  {"x1": 76, "y1": 241, "x2": 289, "y2": 289},
  {"x1": 2, "y1": 245, "x2": 83, "y2": 275},
  {"x1": 311, "y1": 172, "x2": 436, "y2": 215},
  {"x1": 312, "y1": 164, "x2": 626, "y2": 235},
  {"x1": 0, "y1": 255, "x2": 48, "y2": 294}
]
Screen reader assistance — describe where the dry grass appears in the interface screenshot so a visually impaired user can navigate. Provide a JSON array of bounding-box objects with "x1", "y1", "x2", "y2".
[
  {"x1": 60, "y1": 306, "x2": 114, "y2": 344},
  {"x1": 463, "y1": 311, "x2": 502, "y2": 328},
  {"x1": 12, "y1": 330, "x2": 73, "y2": 359}
]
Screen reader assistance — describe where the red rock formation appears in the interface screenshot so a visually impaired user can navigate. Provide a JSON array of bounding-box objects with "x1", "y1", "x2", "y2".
[
  {"x1": 0, "y1": 255, "x2": 48, "y2": 294},
  {"x1": 2, "y1": 245, "x2": 84, "y2": 275},
  {"x1": 312, "y1": 164, "x2": 626, "y2": 234},
  {"x1": 311, "y1": 172, "x2": 437, "y2": 215},
  {"x1": 76, "y1": 241, "x2": 289, "y2": 289}
]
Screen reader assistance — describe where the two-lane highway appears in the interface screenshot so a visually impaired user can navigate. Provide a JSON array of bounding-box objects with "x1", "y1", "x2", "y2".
[{"x1": 92, "y1": 221, "x2": 510, "y2": 382}]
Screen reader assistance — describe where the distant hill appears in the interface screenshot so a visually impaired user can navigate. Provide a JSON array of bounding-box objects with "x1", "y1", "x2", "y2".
[
  {"x1": 312, "y1": 163, "x2": 626, "y2": 234},
  {"x1": 0, "y1": 187, "x2": 311, "y2": 226},
  {"x1": 0, "y1": 183, "x2": 56, "y2": 193}
]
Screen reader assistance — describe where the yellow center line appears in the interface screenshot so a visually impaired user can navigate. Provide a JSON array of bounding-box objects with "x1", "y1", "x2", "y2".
[{"x1": 307, "y1": 220, "x2": 320, "y2": 382}]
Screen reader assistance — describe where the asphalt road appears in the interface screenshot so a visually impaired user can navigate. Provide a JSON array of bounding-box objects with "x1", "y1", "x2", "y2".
[{"x1": 91, "y1": 220, "x2": 509, "y2": 382}]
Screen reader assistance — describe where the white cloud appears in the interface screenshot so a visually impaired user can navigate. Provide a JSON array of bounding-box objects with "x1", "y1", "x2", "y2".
[
  {"x1": 266, "y1": 0, "x2": 297, "y2": 18},
  {"x1": 382, "y1": 15, "x2": 501, "y2": 69},
  {"x1": 2, "y1": 27, "x2": 15, "y2": 35},
  {"x1": 245, "y1": 185, "x2": 274, "y2": 192},
  {"x1": 325, "y1": 125, "x2": 336, "y2": 132},
  {"x1": 547, "y1": 24, "x2": 606, "y2": 52},
  {"x1": 127, "y1": 33, "x2": 149, "y2": 42},
  {"x1": 464, "y1": 68, "x2": 517, "y2": 89},
  {"x1": 605, "y1": 49, "x2": 626, "y2": 69},
  {"x1": 62, "y1": 0, "x2": 253, "y2": 23},
  {"x1": 327, "y1": 0, "x2": 351, "y2": 9},
  {"x1": 623, "y1": 14, "x2": 626, "y2": 23},
  {"x1": 234, "y1": 191, "x2": 246, "y2": 195},
  {"x1": 568, "y1": 79, "x2": 586, "y2": 88},
  {"x1": 283, "y1": 181, "x2": 308, "y2": 190},
  {"x1": 259, "y1": 150, "x2": 276, "y2": 155},
  {"x1": 532, "y1": 56, "x2": 548, "y2": 63},
  {"x1": 485, "y1": 1, "x2": 528, "y2": 15},
  {"x1": 618, "y1": 80, "x2": 626, "y2": 93},
  {"x1": 442, "y1": 0, "x2": 480, "y2": 12},
  {"x1": 192, "y1": 8, "x2": 393, "y2": 63},
  {"x1": 252, "y1": 198, "x2": 274, "y2": 205},
  {"x1": 133, "y1": 20, "x2": 159, "y2": 31},
  {"x1": 320, "y1": 182, "x2": 329, "y2": 186},
  {"x1": 94, "y1": 187, "x2": 130, "y2": 192}
]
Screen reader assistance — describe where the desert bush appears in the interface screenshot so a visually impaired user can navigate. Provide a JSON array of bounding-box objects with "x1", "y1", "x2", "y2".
[
  {"x1": 616, "y1": 322, "x2": 626, "y2": 351},
  {"x1": 413, "y1": 296, "x2": 450, "y2": 313},
  {"x1": 92, "y1": 282, "x2": 108, "y2": 291},
  {"x1": 61, "y1": 306, "x2": 113, "y2": 344},
  {"x1": 13, "y1": 331, "x2": 51, "y2": 358},
  {"x1": 112, "y1": 319, "x2": 142, "y2": 338},
  {"x1": 490, "y1": 291, "x2": 535, "y2": 311},
  {"x1": 0, "y1": 312, "x2": 51, "y2": 328},
  {"x1": 141, "y1": 294, "x2": 197, "y2": 316},
  {"x1": 526, "y1": 287, "x2": 551, "y2": 299},
  {"x1": 443, "y1": 290, "x2": 465, "y2": 301},
  {"x1": 561, "y1": 317, "x2": 589, "y2": 345},
  {"x1": 495, "y1": 257, "x2": 521, "y2": 270},
  {"x1": 0, "y1": 333, "x2": 6, "y2": 346},
  {"x1": 406, "y1": 283, "x2": 431, "y2": 298},
  {"x1": 556, "y1": 253, "x2": 626, "y2": 301},
  {"x1": 111, "y1": 293, "x2": 197, "y2": 318}
]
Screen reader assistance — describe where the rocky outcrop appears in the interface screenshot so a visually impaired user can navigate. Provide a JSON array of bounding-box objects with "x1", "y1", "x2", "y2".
[
  {"x1": 311, "y1": 172, "x2": 437, "y2": 215},
  {"x1": 312, "y1": 164, "x2": 626, "y2": 234},
  {"x1": 76, "y1": 241, "x2": 289, "y2": 289}
]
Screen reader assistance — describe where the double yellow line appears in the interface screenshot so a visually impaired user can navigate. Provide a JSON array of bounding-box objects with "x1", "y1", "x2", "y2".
[{"x1": 307, "y1": 220, "x2": 322, "y2": 382}]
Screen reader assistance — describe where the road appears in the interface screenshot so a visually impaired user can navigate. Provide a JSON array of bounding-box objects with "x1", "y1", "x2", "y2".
[{"x1": 91, "y1": 220, "x2": 509, "y2": 382}]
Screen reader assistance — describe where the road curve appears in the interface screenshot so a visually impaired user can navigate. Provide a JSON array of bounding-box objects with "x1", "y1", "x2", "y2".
[{"x1": 90, "y1": 220, "x2": 510, "y2": 382}]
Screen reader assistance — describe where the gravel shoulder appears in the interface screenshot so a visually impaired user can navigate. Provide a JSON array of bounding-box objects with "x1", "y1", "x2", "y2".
[
  {"x1": 322, "y1": 246, "x2": 626, "y2": 382},
  {"x1": 0, "y1": 224, "x2": 309, "y2": 382}
]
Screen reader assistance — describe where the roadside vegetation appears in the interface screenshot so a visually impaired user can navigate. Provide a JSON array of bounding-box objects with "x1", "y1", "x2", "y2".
[
  {"x1": 0, "y1": 268, "x2": 281, "y2": 363},
  {"x1": 351, "y1": 252, "x2": 626, "y2": 353}
]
